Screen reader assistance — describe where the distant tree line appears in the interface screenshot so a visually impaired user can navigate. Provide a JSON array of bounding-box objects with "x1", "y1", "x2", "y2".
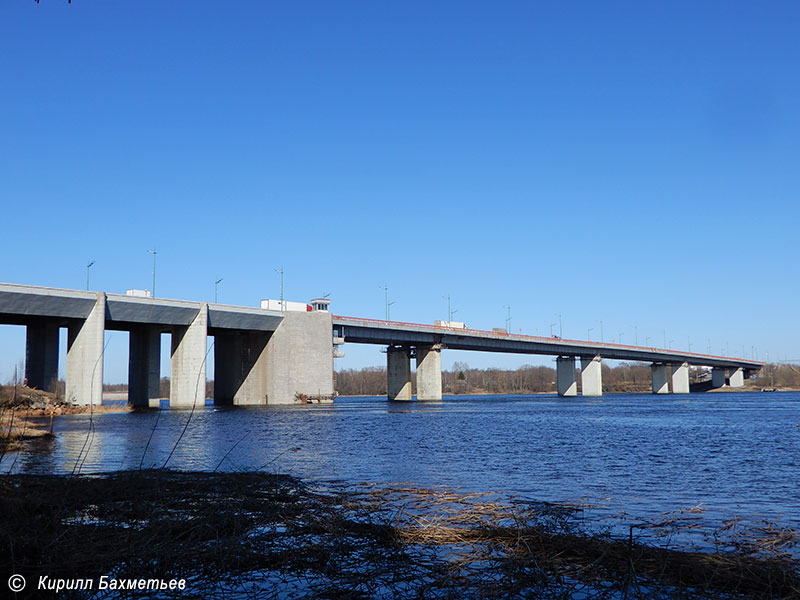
[
  {"x1": 336, "y1": 361, "x2": 670, "y2": 395},
  {"x1": 335, "y1": 362, "x2": 800, "y2": 396},
  {"x1": 12, "y1": 363, "x2": 798, "y2": 398}
]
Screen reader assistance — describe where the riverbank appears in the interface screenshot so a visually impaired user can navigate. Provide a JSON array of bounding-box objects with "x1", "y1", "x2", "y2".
[
  {"x1": 0, "y1": 470, "x2": 796, "y2": 599},
  {"x1": 0, "y1": 385, "x2": 129, "y2": 452}
]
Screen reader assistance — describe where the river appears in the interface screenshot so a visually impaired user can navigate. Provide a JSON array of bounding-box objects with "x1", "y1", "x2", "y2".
[{"x1": 4, "y1": 391, "x2": 799, "y2": 551}]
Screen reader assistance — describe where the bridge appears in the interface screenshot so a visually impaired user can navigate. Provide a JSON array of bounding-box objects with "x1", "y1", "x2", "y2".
[{"x1": 0, "y1": 282, "x2": 763, "y2": 406}]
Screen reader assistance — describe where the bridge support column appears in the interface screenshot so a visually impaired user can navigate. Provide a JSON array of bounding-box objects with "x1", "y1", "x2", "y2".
[
  {"x1": 170, "y1": 304, "x2": 208, "y2": 407},
  {"x1": 671, "y1": 362, "x2": 690, "y2": 394},
  {"x1": 66, "y1": 293, "x2": 106, "y2": 405},
  {"x1": 387, "y1": 346, "x2": 412, "y2": 401},
  {"x1": 129, "y1": 325, "x2": 161, "y2": 408},
  {"x1": 580, "y1": 355, "x2": 603, "y2": 397},
  {"x1": 263, "y1": 311, "x2": 334, "y2": 404},
  {"x1": 557, "y1": 356, "x2": 577, "y2": 397},
  {"x1": 416, "y1": 344, "x2": 442, "y2": 401},
  {"x1": 651, "y1": 363, "x2": 669, "y2": 394},
  {"x1": 25, "y1": 320, "x2": 60, "y2": 392},
  {"x1": 214, "y1": 331, "x2": 270, "y2": 405},
  {"x1": 729, "y1": 367, "x2": 744, "y2": 388},
  {"x1": 711, "y1": 367, "x2": 727, "y2": 388}
]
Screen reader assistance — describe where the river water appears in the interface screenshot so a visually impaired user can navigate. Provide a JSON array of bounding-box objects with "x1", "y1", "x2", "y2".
[{"x1": 4, "y1": 391, "x2": 799, "y2": 550}]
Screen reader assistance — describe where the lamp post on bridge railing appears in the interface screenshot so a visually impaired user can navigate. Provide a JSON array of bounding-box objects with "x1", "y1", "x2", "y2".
[
  {"x1": 380, "y1": 285, "x2": 390, "y2": 321},
  {"x1": 587, "y1": 327, "x2": 593, "y2": 341},
  {"x1": 275, "y1": 267, "x2": 284, "y2": 311},
  {"x1": 86, "y1": 260, "x2": 95, "y2": 291},
  {"x1": 147, "y1": 249, "x2": 157, "y2": 298},
  {"x1": 215, "y1": 278, "x2": 223, "y2": 304},
  {"x1": 443, "y1": 295, "x2": 457, "y2": 323},
  {"x1": 504, "y1": 305, "x2": 512, "y2": 333}
]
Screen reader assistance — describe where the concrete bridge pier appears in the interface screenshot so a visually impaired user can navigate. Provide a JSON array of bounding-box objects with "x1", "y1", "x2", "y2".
[
  {"x1": 387, "y1": 345, "x2": 412, "y2": 401},
  {"x1": 170, "y1": 304, "x2": 208, "y2": 407},
  {"x1": 128, "y1": 325, "x2": 161, "y2": 408},
  {"x1": 66, "y1": 293, "x2": 106, "y2": 405},
  {"x1": 729, "y1": 367, "x2": 744, "y2": 388},
  {"x1": 712, "y1": 367, "x2": 727, "y2": 388},
  {"x1": 416, "y1": 344, "x2": 442, "y2": 401},
  {"x1": 580, "y1": 355, "x2": 603, "y2": 397},
  {"x1": 214, "y1": 331, "x2": 270, "y2": 405},
  {"x1": 262, "y1": 311, "x2": 335, "y2": 404},
  {"x1": 671, "y1": 362, "x2": 690, "y2": 394},
  {"x1": 651, "y1": 363, "x2": 669, "y2": 394},
  {"x1": 557, "y1": 356, "x2": 577, "y2": 397},
  {"x1": 25, "y1": 320, "x2": 60, "y2": 392}
]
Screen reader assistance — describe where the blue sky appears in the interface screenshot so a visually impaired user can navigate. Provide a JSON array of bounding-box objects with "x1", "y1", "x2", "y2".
[{"x1": 1, "y1": 1, "x2": 798, "y2": 382}]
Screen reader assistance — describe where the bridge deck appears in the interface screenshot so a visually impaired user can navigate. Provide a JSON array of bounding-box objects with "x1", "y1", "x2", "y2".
[
  {"x1": 0, "y1": 283, "x2": 284, "y2": 332},
  {"x1": 332, "y1": 315, "x2": 763, "y2": 370}
]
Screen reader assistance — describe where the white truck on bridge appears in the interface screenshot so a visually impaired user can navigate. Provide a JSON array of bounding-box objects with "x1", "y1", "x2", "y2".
[{"x1": 434, "y1": 320, "x2": 467, "y2": 329}]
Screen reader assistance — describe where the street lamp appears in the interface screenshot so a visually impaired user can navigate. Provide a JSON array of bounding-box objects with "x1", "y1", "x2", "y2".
[
  {"x1": 550, "y1": 322, "x2": 557, "y2": 337},
  {"x1": 215, "y1": 278, "x2": 223, "y2": 304},
  {"x1": 504, "y1": 305, "x2": 512, "y2": 333},
  {"x1": 147, "y1": 250, "x2": 157, "y2": 297},
  {"x1": 380, "y1": 285, "x2": 390, "y2": 321},
  {"x1": 443, "y1": 295, "x2": 457, "y2": 323},
  {"x1": 555, "y1": 313, "x2": 563, "y2": 338},
  {"x1": 587, "y1": 327, "x2": 593, "y2": 341},
  {"x1": 86, "y1": 260, "x2": 95, "y2": 291},
  {"x1": 598, "y1": 320, "x2": 604, "y2": 342},
  {"x1": 275, "y1": 268, "x2": 284, "y2": 311},
  {"x1": 618, "y1": 332, "x2": 624, "y2": 344}
]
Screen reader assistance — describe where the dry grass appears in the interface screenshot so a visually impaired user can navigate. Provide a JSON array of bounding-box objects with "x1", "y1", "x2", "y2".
[{"x1": 0, "y1": 471, "x2": 797, "y2": 599}]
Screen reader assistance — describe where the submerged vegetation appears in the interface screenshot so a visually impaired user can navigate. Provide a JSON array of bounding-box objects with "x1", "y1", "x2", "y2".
[{"x1": 0, "y1": 470, "x2": 797, "y2": 599}]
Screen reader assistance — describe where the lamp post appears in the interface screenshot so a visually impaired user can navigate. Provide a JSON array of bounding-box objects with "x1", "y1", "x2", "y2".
[
  {"x1": 215, "y1": 278, "x2": 223, "y2": 304},
  {"x1": 147, "y1": 250, "x2": 157, "y2": 297},
  {"x1": 380, "y1": 285, "x2": 389, "y2": 321},
  {"x1": 587, "y1": 327, "x2": 593, "y2": 341},
  {"x1": 275, "y1": 268, "x2": 284, "y2": 311},
  {"x1": 598, "y1": 320, "x2": 604, "y2": 342},
  {"x1": 443, "y1": 295, "x2": 457, "y2": 323},
  {"x1": 555, "y1": 313, "x2": 562, "y2": 338},
  {"x1": 504, "y1": 305, "x2": 512, "y2": 334},
  {"x1": 86, "y1": 260, "x2": 95, "y2": 291},
  {"x1": 618, "y1": 332, "x2": 624, "y2": 345}
]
